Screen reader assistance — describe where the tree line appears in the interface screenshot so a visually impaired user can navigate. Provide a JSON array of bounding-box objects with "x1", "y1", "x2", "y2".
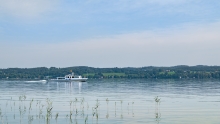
[{"x1": 1, "y1": 65, "x2": 220, "y2": 79}]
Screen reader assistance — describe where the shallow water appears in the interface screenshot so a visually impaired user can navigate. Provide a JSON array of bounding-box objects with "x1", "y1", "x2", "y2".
[{"x1": 0, "y1": 79, "x2": 220, "y2": 124}]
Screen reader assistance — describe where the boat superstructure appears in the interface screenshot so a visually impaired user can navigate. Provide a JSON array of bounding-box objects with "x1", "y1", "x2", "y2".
[{"x1": 51, "y1": 73, "x2": 88, "y2": 82}]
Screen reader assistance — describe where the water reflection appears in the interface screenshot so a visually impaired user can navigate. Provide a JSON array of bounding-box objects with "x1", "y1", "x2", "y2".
[
  {"x1": 55, "y1": 82, "x2": 85, "y2": 94},
  {"x1": 79, "y1": 82, "x2": 82, "y2": 93}
]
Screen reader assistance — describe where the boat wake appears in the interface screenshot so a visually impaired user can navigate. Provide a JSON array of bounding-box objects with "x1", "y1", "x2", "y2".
[{"x1": 25, "y1": 80, "x2": 47, "y2": 83}]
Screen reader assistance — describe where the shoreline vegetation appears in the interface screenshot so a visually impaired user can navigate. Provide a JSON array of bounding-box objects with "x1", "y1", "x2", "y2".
[{"x1": 1, "y1": 65, "x2": 220, "y2": 79}]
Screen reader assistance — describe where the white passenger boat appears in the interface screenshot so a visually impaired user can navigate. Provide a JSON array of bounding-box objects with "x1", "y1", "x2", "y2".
[{"x1": 50, "y1": 73, "x2": 88, "y2": 82}]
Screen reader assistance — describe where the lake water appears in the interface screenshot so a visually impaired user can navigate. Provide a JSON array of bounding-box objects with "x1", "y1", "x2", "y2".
[{"x1": 0, "y1": 79, "x2": 220, "y2": 124}]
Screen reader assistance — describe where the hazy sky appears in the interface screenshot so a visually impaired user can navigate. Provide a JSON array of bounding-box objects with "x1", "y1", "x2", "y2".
[{"x1": 0, "y1": 0, "x2": 220, "y2": 68}]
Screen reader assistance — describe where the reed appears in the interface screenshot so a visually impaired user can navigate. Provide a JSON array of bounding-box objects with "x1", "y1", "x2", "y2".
[
  {"x1": 75, "y1": 108, "x2": 78, "y2": 116},
  {"x1": 0, "y1": 96, "x2": 142, "y2": 123},
  {"x1": 106, "y1": 98, "x2": 109, "y2": 119},
  {"x1": 155, "y1": 112, "x2": 161, "y2": 124},
  {"x1": 29, "y1": 99, "x2": 34, "y2": 111},
  {"x1": 55, "y1": 112, "x2": 59, "y2": 124},
  {"x1": 46, "y1": 98, "x2": 53, "y2": 123},
  {"x1": 115, "y1": 102, "x2": 116, "y2": 117},
  {"x1": 154, "y1": 96, "x2": 161, "y2": 105},
  {"x1": 70, "y1": 100, "x2": 73, "y2": 120},
  {"x1": 0, "y1": 108, "x2": 3, "y2": 124},
  {"x1": 154, "y1": 96, "x2": 161, "y2": 124},
  {"x1": 80, "y1": 98, "x2": 85, "y2": 117},
  {"x1": 84, "y1": 115, "x2": 88, "y2": 124},
  {"x1": 132, "y1": 101, "x2": 134, "y2": 117},
  {"x1": 87, "y1": 102, "x2": 89, "y2": 111},
  {"x1": 120, "y1": 100, "x2": 123, "y2": 119},
  {"x1": 127, "y1": 102, "x2": 129, "y2": 115},
  {"x1": 55, "y1": 112, "x2": 59, "y2": 120},
  {"x1": 28, "y1": 115, "x2": 34, "y2": 124},
  {"x1": 70, "y1": 111, "x2": 72, "y2": 120},
  {"x1": 106, "y1": 98, "x2": 109, "y2": 109}
]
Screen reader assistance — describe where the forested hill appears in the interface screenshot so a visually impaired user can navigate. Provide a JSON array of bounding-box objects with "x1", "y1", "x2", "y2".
[{"x1": 1, "y1": 65, "x2": 220, "y2": 79}]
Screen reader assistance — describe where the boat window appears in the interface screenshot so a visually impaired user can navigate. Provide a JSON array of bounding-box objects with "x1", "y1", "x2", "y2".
[{"x1": 72, "y1": 76, "x2": 74, "y2": 78}]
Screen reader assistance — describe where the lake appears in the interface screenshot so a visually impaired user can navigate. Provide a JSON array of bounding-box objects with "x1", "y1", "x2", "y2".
[{"x1": 0, "y1": 79, "x2": 220, "y2": 124}]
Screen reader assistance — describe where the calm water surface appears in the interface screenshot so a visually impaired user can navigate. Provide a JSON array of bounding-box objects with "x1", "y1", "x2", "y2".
[{"x1": 0, "y1": 79, "x2": 220, "y2": 124}]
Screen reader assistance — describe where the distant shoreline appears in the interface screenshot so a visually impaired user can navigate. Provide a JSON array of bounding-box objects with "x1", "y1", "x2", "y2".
[{"x1": 1, "y1": 65, "x2": 220, "y2": 79}]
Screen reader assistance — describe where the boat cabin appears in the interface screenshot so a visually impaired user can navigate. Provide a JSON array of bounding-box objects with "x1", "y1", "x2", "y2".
[{"x1": 64, "y1": 73, "x2": 82, "y2": 80}]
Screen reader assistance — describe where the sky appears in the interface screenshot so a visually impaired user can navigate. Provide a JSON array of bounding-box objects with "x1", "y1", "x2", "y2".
[{"x1": 0, "y1": 0, "x2": 220, "y2": 68}]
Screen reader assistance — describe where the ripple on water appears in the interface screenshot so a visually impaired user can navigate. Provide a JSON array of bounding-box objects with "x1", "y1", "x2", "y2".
[{"x1": 0, "y1": 79, "x2": 220, "y2": 124}]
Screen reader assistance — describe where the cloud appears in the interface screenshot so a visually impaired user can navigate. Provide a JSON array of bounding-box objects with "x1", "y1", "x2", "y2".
[
  {"x1": 0, "y1": 0, "x2": 58, "y2": 19},
  {"x1": 0, "y1": 0, "x2": 218, "y2": 24},
  {"x1": 53, "y1": 0, "x2": 217, "y2": 25},
  {"x1": 1, "y1": 21, "x2": 220, "y2": 68}
]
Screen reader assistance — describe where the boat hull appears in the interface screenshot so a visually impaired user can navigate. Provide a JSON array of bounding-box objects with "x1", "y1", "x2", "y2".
[{"x1": 50, "y1": 78, "x2": 88, "y2": 82}]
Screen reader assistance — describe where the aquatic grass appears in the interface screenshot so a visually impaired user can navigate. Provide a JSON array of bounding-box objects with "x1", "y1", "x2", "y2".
[
  {"x1": 155, "y1": 112, "x2": 161, "y2": 124},
  {"x1": 0, "y1": 97, "x2": 140, "y2": 123},
  {"x1": 154, "y1": 96, "x2": 161, "y2": 124},
  {"x1": 115, "y1": 102, "x2": 116, "y2": 117},
  {"x1": 87, "y1": 102, "x2": 89, "y2": 111},
  {"x1": 154, "y1": 96, "x2": 161, "y2": 104},
  {"x1": 70, "y1": 101, "x2": 73, "y2": 108},
  {"x1": 127, "y1": 102, "x2": 129, "y2": 115},
  {"x1": 55, "y1": 112, "x2": 59, "y2": 120},
  {"x1": 106, "y1": 98, "x2": 109, "y2": 119},
  {"x1": 132, "y1": 101, "x2": 134, "y2": 117},
  {"x1": 154, "y1": 96, "x2": 161, "y2": 112},
  {"x1": 69, "y1": 100, "x2": 73, "y2": 121},
  {"x1": 29, "y1": 99, "x2": 34, "y2": 111},
  {"x1": 91, "y1": 99, "x2": 100, "y2": 123},
  {"x1": 28, "y1": 115, "x2": 33, "y2": 124},
  {"x1": 120, "y1": 100, "x2": 123, "y2": 119},
  {"x1": 38, "y1": 104, "x2": 44, "y2": 119},
  {"x1": 80, "y1": 98, "x2": 85, "y2": 117},
  {"x1": 84, "y1": 115, "x2": 88, "y2": 124},
  {"x1": 0, "y1": 108, "x2": 3, "y2": 124},
  {"x1": 106, "y1": 98, "x2": 109, "y2": 109},
  {"x1": 75, "y1": 108, "x2": 78, "y2": 116},
  {"x1": 69, "y1": 111, "x2": 73, "y2": 121},
  {"x1": 45, "y1": 98, "x2": 53, "y2": 123}
]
